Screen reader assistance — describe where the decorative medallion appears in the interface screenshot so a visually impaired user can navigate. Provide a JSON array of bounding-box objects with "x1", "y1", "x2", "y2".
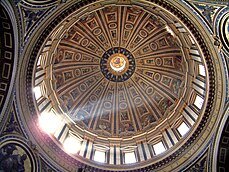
[{"x1": 100, "y1": 47, "x2": 135, "y2": 82}]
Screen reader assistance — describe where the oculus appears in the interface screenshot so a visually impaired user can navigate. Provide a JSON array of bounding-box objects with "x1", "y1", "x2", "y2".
[{"x1": 100, "y1": 47, "x2": 135, "y2": 82}]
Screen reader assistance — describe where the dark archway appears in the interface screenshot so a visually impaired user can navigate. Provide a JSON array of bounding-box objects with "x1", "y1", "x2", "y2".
[{"x1": 0, "y1": 5, "x2": 15, "y2": 114}]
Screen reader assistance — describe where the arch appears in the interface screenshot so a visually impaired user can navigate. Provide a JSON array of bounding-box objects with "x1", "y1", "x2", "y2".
[{"x1": 0, "y1": 1, "x2": 19, "y2": 118}]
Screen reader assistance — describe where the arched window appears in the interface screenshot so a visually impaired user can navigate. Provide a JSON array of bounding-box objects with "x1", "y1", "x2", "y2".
[
  {"x1": 177, "y1": 122, "x2": 190, "y2": 136},
  {"x1": 153, "y1": 142, "x2": 166, "y2": 155},
  {"x1": 194, "y1": 95, "x2": 204, "y2": 110},
  {"x1": 124, "y1": 151, "x2": 136, "y2": 164},
  {"x1": 94, "y1": 150, "x2": 106, "y2": 163}
]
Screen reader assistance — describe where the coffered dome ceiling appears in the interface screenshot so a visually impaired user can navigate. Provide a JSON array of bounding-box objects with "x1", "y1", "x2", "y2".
[
  {"x1": 50, "y1": 5, "x2": 187, "y2": 139},
  {"x1": 17, "y1": 0, "x2": 222, "y2": 171}
]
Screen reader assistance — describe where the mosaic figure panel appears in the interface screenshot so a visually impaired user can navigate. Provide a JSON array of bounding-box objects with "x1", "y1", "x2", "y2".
[{"x1": 0, "y1": 144, "x2": 32, "y2": 172}]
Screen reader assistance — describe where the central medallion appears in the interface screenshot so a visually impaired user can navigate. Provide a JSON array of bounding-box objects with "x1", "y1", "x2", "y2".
[
  {"x1": 109, "y1": 54, "x2": 127, "y2": 73},
  {"x1": 100, "y1": 47, "x2": 135, "y2": 82}
]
